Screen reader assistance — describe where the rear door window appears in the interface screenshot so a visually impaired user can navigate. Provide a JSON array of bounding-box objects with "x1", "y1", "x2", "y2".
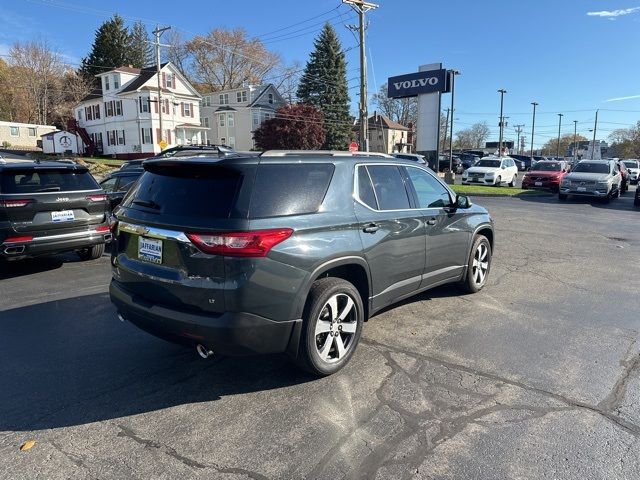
[
  {"x1": 366, "y1": 165, "x2": 411, "y2": 210},
  {"x1": 0, "y1": 168, "x2": 99, "y2": 193},
  {"x1": 248, "y1": 163, "x2": 334, "y2": 218}
]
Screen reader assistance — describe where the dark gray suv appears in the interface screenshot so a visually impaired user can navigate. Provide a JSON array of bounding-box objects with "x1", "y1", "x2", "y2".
[{"x1": 110, "y1": 153, "x2": 494, "y2": 375}]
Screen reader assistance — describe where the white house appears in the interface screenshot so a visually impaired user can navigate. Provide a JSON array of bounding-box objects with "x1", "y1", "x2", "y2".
[
  {"x1": 0, "y1": 121, "x2": 56, "y2": 150},
  {"x1": 41, "y1": 130, "x2": 80, "y2": 155},
  {"x1": 72, "y1": 63, "x2": 204, "y2": 158},
  {"x1": 200, "y1": 84, "x2": 285, "y2": 151}
]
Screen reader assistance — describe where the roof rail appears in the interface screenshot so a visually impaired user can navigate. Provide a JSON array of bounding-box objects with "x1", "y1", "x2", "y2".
[{"x1": 261, "y1": 150, "x2": 394, "y2": 158}]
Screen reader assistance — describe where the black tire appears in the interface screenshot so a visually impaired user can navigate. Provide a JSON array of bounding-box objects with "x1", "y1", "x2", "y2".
[
  {"x1": 558, "y1": 193, "x2": 568, "y2": 201},
  {"x1": 78, "y1": 243, "x2": 105, "y2": 261},
  {"x1": 495, "y1": 176, "x2": 501, "y2": 187},
  {"x1": 634, "y1": 194, "x2": 640, "y2": 207},
  {"x1": 508, "y1": 175, "x2": 517, "y2": 187},
  {"x1": 458, "y1": 235, "x2": 492, "y2": 294},
  {"x1": 295, "y1": 278, "x2": 364, "y2": 376}
]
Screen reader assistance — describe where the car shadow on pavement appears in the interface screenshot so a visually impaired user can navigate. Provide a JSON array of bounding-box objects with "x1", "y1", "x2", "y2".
[
  {"x1": 0, "y1": 256, "x2": 65, "y2": 280},
  {"x1": 515, "y1": 191, "x2": 638, "y2": 212},
  {"x1": 0, "y1": 293, "x2": 313, "y2": 432}
]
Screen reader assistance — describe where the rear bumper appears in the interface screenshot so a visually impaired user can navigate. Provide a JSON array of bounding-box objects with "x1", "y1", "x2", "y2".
[
  {"x1": 110, "y1": 281, "x2": 301, "y2": 356},
  {"x1": 522, "y1": 179, "x2": 560, "y2": 190},
  {"x1": 1, "y1": 226, "x2": 111, "y2": 258}
]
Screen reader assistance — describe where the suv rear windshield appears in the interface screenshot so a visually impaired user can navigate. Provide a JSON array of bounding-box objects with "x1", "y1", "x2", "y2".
[
  {"x1": 124, "y1": 162, "x2": 335, "y2": 220},
  {"x1": 0, "y1": 168, "x2": 99, "y2": 194}
]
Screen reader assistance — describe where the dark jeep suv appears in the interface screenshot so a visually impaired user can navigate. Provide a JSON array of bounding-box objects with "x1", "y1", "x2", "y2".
[
  {"x1": 0, "y1": 159, "x2": 110, "y2": 261},
  {"x1": 110, "y1": 152, "x2": 494, "y2": 375}
]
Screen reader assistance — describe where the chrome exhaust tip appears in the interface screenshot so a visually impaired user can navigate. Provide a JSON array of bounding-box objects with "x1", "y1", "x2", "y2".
[
  {"x1": 3, "y1": 245, "x2": 25, "y2": 255},
  {"x1": 196, "y1": 344, "x2": 214, "y2": 359}
]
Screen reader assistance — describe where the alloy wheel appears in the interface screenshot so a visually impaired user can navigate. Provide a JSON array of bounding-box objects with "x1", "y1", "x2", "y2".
[
  {"x1": 472, "y1": 243, "x2": 489, "y2": 286},
  {"x1": 314, "y1": 293, "x2": 358, "y2": 363}
]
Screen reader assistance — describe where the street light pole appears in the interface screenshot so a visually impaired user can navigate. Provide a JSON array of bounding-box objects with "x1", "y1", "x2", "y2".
[
  {"x1": 448, "y1": 70, "x2": 460, "y2": 172},
  {"x1": 592, "y1": 110, "x2": 599, "y2": 159},
  {"x1": 498, "y1": 89, "x2": 507, "y2": 157},
  {"x1": 530, "y1": 102, "x2": 538, "y2": 159},
  {"x1": 573, "y1": 120, "x2": 578, "y2": 161},
  {"x1": 556, "y1": 113, "x2": 564, "y2": 159}
]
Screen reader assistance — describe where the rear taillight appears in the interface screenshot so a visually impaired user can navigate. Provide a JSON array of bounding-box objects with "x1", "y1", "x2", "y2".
[
  {"x1": 1, "y1": 199, "x2": 33, "y2": 208},
  {"x1": 4, "y1": 236, "x2": 33, "y2": 244},
  {"x1": 186, "y1": 229, "x2": 293, "y2": 257},
  {"x1": 109, "y1": 217, "x2": 119, "y2": 235},
  {"x1": 86, "y1": 194, "x2": 107, "y2": 202},
  {"x1": 95, "y1": 226, "x2": 110, "y2": 233}
]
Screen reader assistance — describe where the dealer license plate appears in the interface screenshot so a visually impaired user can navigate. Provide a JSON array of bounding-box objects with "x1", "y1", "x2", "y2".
[
  {"x1": 51, "y1": 210, "x2": 75, "y2": 222},
  {"x1": 535, "y1": 181, "x2": 543, "y2": 187},
  {"x1": 138, "y1": 237, "x2": 162, "y2": 264},
  {"x1": 577, "y1": 187, "x2": 586, "y2": 192}
]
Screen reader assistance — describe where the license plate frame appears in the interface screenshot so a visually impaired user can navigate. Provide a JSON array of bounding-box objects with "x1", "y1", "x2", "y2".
[
  {"x1": 138, "y1": 236, "x2": 163, "y2": 264},
  {"x1": 535, "y1": 181, "x2": 543, "y2": 187},
  {"x1": 51, "y1": 210, "x2": 75, "y2": 223},
  {"x1": 577, "y1": 187, "x2": 587, "y2": 192}
]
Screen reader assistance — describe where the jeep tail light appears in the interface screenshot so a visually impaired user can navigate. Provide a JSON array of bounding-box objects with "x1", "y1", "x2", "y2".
[
  {"x1": 1, "y1": 199, "x2": 33, "y2": 208},
  {"x1": 86, "y1": 194, "x2": 107, "y2": 202},
  {"x1": 95, "y1": 226, "x2": 110, "y2": 233},
  {"x1": 186, "y1": 229, "x2": 293, "y2": 257}
]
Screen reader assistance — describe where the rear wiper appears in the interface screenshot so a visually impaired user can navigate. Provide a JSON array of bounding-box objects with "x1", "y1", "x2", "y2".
[
  {"x1": 132, "y1": 199, "x2": 161, "y2": 210},
  {"x1": 35, "y1": 186, "x2": 61, "y2": 192}
]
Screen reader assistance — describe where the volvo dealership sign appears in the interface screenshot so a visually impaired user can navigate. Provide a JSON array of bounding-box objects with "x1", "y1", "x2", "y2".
[{"x1": 387, "y1": 68, "x2": 450, "y2": 98}]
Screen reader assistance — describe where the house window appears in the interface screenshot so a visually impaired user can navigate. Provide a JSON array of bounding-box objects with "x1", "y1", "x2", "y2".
[
  {"x1": 77, "y1": 109, "x2": 83, "y2": 120},
  {"x1": 165, "y1": 73, "x2": 174, "y2": 88},
  {"x1": 104, "y1": 76, "x2": 110, "y2": 91},
  {"x1": 268, "y1": 93, "x2": 273, "y2": 104},
  {"x1": 28, "y1": 128, "x2": 36, "y2": 137},
  {"x1": 107, "y1": 130, "x2": 116, "y2": 146},
  {"x1": 252, "y1": 111, "x2": 259, "y2": 125},
  {"x1": 10, "y1": 126, "x2": 19, "y2": 136},
  {"x1": 117, "y1": 130, "x2": 126, "y2": 145},
  {"x1": 219, "y1": 114, "x2": 225, "y2": 127},
  {"x1": 165, "y1": 129, "x2": 172, "y2": 144},
  {"x1": 228, "y1": 136, "x2": 235, "y2": 148},
  {"x1": 93, "y1": 104, "x2": 100, "y2": 119},
  {"x1": 85, "y1": 107, "x2": 93, "y2": 121},
  {"x1": 220, "y1": 137, "x2": 226, "y2": 144},
  {"x1": 113, "y1": 74, "x2": 120, "y2": 89},
  {"x1": 115, "y1": 100, "x2": 122, "y2": 116},
  {"x1": 203, "y1": 117, "x2": 210, "y2": 128},
  {"x1": 227, "y1": 113, "x2": 234, "y2": 127},
  {"x1": 161, "y1": 98, "x2": 170, "y2": 114},
  {"x1": 105, "y1": 101, "x2": 114, "y2": 117},
  {"x1": 141, "y1": 128, "x2": 152, "y2": 144},
  {"x1": 236, "y1": 90, "x2": 248, "y2": 103},
  {"x1": 219, "y1": 93, "x2": 229, "y2": 105},
  {"x1": 139, "y1": 96, "x2": 149, "y2": 113},
  {"x1": 184, "y1": 102, "x2": 192, "y2": 117}
]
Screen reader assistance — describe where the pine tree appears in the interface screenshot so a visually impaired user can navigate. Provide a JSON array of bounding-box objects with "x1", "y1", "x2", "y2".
[
  {"x1": 129, "y1": 21, "x2": 153, "y2": 68},
  {"x1": 297, "y1": 23, "x2": 351, "y2": 150},
  {"x1": 79, "y1": 14, "x2": 133, "y2": 80}
]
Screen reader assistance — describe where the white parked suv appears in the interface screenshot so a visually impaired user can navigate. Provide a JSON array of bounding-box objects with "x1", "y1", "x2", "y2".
[
  {"x1": 462, "y1": 156, "x2": 519, "y2": 187},
  {"x1": 622, "y1": 159, "x2": 640, "y2": 185}
]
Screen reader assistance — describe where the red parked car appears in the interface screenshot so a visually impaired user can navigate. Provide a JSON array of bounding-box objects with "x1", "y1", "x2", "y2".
[
  {"x1": 522, "y1": 161, "x2": 569, "y2": 192},
  {"x1": 615, "y1": 160, "x2": 629, "y2": 194}
]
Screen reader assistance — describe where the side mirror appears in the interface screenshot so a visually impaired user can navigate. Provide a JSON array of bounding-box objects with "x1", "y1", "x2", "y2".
[
  {"x1": 501, "y1": 165, "x2": 506, "y2": 169},
  {"x1": 456, "y1": 195, "x2": 472, "y2": 209}
]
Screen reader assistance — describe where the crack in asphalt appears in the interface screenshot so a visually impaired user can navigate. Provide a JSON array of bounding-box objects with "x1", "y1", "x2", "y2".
[{"x1": 598, "y1": 344, "x2": 640, "y2": 414}]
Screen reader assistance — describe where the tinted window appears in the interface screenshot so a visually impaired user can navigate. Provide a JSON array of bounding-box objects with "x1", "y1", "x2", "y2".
[
  {"x1": 100, "y1": 177, "x2": 118, "y2": 192},
  {"x1": 124, "y1": 166, "x2": 242, "y2": 219},
  {"x1": 366, "y1": 165, "x2": 411, "y2": 210},
  {"x1": 117, "y1": 174, "x2": 141, "y2": 191},
  {"x1": 623, "y1": 161, "x2": 638, "y2": 168},
  {"x1": 533, "y1": 162, "x2": 562, "y2": 171},
  {"x1": 0, "y1": 168, "x2": 99, "y2": 194},
  {"x1": 572, "y1": 163, "x2": 610, "y2": 174},
  {"x1": 249, "y1": 164, "x2": 334, "y2": 218},
  {"x1": 405, "y1": 167, "x2": 451, "y2": 208},
  {"x1": 357, "y1": 166, "x2": 377, "y2": 209}
]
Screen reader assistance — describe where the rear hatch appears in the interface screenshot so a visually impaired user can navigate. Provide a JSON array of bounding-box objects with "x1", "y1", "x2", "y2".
[
  {"x1": 0, "y1": 164, "x2": 107, "y2": 236},
  {"x1": 112, "y1": 159, "x2": 256, "y2": 315}
]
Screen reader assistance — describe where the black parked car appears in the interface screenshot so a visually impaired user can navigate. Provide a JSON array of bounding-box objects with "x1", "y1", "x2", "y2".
[
  {"x1": 0, "y1": 159, "x2": 110, "y2": 261},
  {"x1": 110, "y1": 151, "x2": 494, "y2": 376},
  {"x1": 457, "y1": 153, "x2": 481, "y2": 170},
  {"x1": 99, "y1": 168, "x2": 144, "y2": 210},
  {"x1": 437, "y1": 154, "x2": 463, "y2": 173}
]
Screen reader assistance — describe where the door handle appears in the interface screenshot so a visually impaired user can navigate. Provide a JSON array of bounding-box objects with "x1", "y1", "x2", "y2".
[
  {"x1": 426, "y1": 218, "x2": 437, "y2": 226},
  {"x1": 363, "y1": 223, "x2": 379, "y2": 233}
]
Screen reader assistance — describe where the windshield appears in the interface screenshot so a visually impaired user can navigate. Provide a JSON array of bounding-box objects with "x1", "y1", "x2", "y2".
[
  {"x1": 532, "y1": 162, "x2": 562, "y2": 172},
  {"x1": 623, "y1": 161, "x2": 638, "y2": 168},
  {"x1": 572, "y1": 163, "x2": 610, "y2": 174},
  {"x1": 475, "y1": 160, "x2": 501, "y2": 168}
]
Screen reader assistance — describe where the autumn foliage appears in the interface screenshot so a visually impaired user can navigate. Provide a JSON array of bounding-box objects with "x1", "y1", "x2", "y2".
[{"x1": 253, "y1": 104, "x2": 326, "y2": 151}]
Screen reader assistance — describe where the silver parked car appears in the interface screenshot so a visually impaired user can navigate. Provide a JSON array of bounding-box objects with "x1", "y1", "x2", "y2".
[{"x1": 559, "y1": 160, "x2": 622, "y2": 203}]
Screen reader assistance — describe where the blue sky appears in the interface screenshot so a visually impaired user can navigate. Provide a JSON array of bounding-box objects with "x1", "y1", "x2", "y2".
[{"x1": 1, "y1": 0, "x2": 640, "y2": 148}]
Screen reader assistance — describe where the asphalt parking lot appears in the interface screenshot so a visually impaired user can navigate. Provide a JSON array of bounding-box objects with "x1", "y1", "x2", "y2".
[{"x1": 1, "y1": 190, "x2": 639, "y2": 479}]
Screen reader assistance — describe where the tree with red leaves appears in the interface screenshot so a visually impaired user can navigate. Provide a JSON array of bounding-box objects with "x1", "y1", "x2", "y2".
[{"x1": 253, "y1": 104, "x2": 325, "y2": 151}]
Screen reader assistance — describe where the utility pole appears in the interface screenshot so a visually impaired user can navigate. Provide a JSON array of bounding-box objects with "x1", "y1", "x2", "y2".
[
  {"x1": 442, "y1": 108, "x2": 450, "y2": 153},
  {"x1": 556, "y1": 113, "x2": 563, "y2": 159},
  {"x1": 343, "y1": 0, "x2": 378, "y2": 152},
  {"x1": 498, "y1": 89, "x2": 507, "y2": 156},
  {"x1": 448, "y1": 70, "x2": 460, "y2": 172},
  {"x1": 514, "y1": 124, "x2": 524, "y2": 154},
  {"x1": 152, "y1": 25, "x2": 171, "y2": 146},
  {"x1": 573, "y1": 120, "x2": 578, "y2": 161},
  {"x1": 530, "y1": 102, "x2": 538, "y2": 159},
  {"x1": 591, "y1": 109, "x2": 599, "y2": 159}
]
